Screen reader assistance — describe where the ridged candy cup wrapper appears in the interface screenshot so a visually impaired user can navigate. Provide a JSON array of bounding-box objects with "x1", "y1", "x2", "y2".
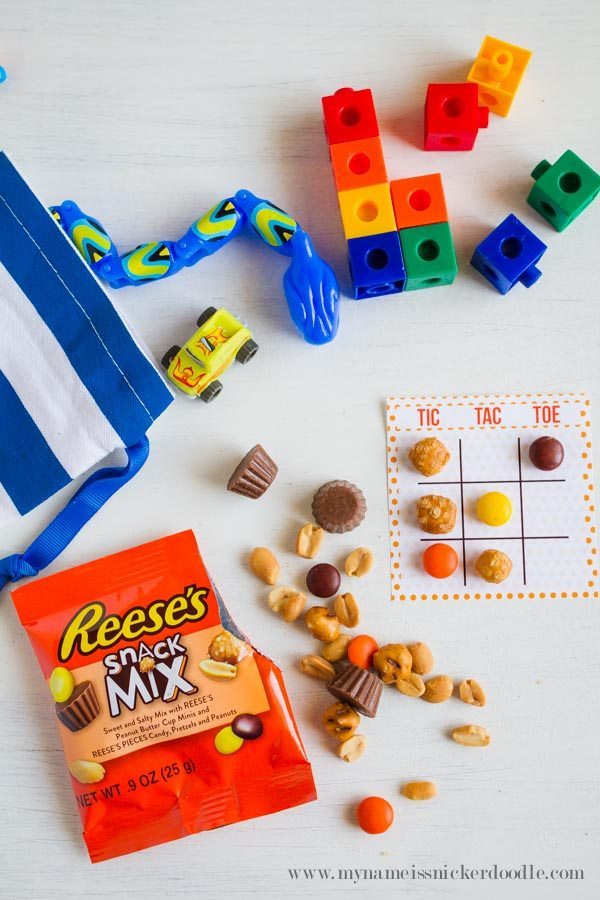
[
  {"x1": 311, "y1": 480, "x2": 367, "y2": 533},
  {"x1": 227, "y1": 444, "x2": 278, "y2": 499},
  {"x1": 327, "y1": 664, "x2": 383, "y2": 718},
  {"x1": 12, "y1": 530, "x2": 315, "y2": 863}
]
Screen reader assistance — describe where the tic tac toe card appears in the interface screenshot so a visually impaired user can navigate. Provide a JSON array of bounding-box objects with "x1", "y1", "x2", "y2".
[{"x1": 386, "y1": 393, "x2": 598, "y2": 602}]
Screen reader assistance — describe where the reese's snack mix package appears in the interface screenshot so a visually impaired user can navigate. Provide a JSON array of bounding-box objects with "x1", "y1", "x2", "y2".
[{"x1": 12, "y1": 530, "x2": 316, "y2": 862}]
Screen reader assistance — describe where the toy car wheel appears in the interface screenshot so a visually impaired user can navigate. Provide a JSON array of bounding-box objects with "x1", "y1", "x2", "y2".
[
  {"x1": 199, "y1": 380, "x2": 223, "y2": 403},
  {"x1": 236, "y1": 339, "x2": 259, "y2": 364},
  {"x1": 196, "y1": 306, "x2": 218, "y2": 328},
  {"x1": 161, "y1": 345, "x2": 180, "y2": 369}
]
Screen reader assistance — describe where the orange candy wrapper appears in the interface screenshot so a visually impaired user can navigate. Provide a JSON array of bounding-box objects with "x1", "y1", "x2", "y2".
[{"x1": 12, "y1": 530, "x2": 316, "y2": 862}]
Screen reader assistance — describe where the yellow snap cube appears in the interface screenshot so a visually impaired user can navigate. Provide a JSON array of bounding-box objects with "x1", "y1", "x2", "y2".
[
  {"x1": 467, "y1": 35, "x2": 532, "y2": 117},
  {"x1": 337, "y1": 182, "x2": 396, "y2": 240}
]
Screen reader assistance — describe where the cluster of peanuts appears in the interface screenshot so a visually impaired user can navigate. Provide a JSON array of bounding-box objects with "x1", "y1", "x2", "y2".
[
  {"x1": 370, "y1": 642, "x2": 490, "y2": 747},
  {"x1": 247, "y1": 526, "x2": 374, "y2": 754},
  {"x1": 247, "y1": 529, "x2": 372, "y2": 665},
  {"x1": 247, "y1": 522, "x2": 491, "y2": 778},
  {"x1": 321, "y1": 639, "x2": 490, "y2": 762}
]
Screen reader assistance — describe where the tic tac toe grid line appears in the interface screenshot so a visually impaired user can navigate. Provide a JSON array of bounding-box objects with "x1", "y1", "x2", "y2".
[{"x1": 417, "y1": 437, "x2": 569, "y2": 586}]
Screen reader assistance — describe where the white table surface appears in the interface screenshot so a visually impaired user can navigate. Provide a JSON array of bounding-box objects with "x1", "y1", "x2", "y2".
[{"x1": 1, "y1": 0, "x2": 599, "y2": 897}]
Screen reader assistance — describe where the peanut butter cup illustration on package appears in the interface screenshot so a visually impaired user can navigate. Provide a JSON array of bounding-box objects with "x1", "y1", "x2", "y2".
[{"x1": 55, "y1": 680, "x2": 100, "y2": 732}]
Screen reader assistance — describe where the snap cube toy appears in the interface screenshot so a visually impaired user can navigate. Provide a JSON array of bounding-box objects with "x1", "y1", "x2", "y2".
[
  {"x1": 390, "y1": 174, "x2": 448, "y2": 229},
  {"x1": 329, "y1": 136, "x2": 387, "y2": 192},
  {"x1": 322, "y1": 86, "x2": 455, "y2": 298},
  {"x1": 424, "y1": 83, "x2": 489, "y2": 151},
  {"x1": 323, "y1": 86, "x2": 404, "y2": 299},
  {"x1": 347, "y1": 231, "x2": 406, "y2": 299},
  {"x1": 337, "y1": 182, "x2": 396, "y2": 240},
  {"x1": 467, "y1": 35, "x2": 532, "y2": 117},
  {"x1": 322, "y1": 87, "x2": 379, "y2": 146},
  {"x1": 398, "y1": 222, "x2": 457, "y2": 291},
  {"x1": 470, "y1": 214, "x2": 547, "y2": 294},
  {"x1": 527, "y1": 150, "x2": 600, "y2": 232}
]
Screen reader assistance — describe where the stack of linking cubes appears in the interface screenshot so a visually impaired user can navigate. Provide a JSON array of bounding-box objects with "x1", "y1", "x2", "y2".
[
  {"x1": 322, "y1": 87, "x2": 403, "y2": 299},
  {"x1": 321, "y1": 37, "x2": 600, "y2": 302},
  {"x1": 321, "y1": 87, "x2": 457, "y2": 298}
]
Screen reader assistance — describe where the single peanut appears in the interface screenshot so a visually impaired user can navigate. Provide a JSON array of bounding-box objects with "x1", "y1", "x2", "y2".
[
  {"x1": 282, "y1": 593, "x2": 307, "y2": 622},
  {"x1": 396, "y1": 671, "x2": 425, "y2": 697},
  {"x1": 268, "y1": 586, "x2": 307, "y2": 622},
  {"x1": 198, "y1": 658, "x2": 238, "y2": 681},
  {"x1": 459, "y1": 679, "x2": 486, "y2": 707},
  {"x1": 344, "y1": 547, "x2": 374, "y2": 578},
  {"x1": 422, "y1": 674, "x2": 453, "y2": 703},
  {"x1": 451, "y1": 724, "x2": 491, "y2": 747},
  {"x1": 69, "y1": 760, "x2": 106, "y2": 784},
  {"x1": 321, "y1": 633, "x2": 351, "y2": 662},
  {"x1": 401, "y1": 781, "x2": 437, "y2": 801},
  {"x1": 305, "y1": 606, "x2": 340, "y2": 643},
  {"x1": 249, "y1": 547, "x2": 280, "y2": 585},
  {"x1": 333, "y1": 592, "x2": 360, "y2": 628},
  {"x1": 337, "y1": 733, "x2": 367, "y2": 763},
  {"x1": 406, "y1": 642, "x2": 434, "y2": 675},
  {"x1": 300, "y1": 655, "x2": 335, "y2": 681},
  {"x1": 323, "y1": 701, "x2": 360, "y2": 741},
  {"x1": 296, "y1": 523, "x2": 324, "y2": 559}
]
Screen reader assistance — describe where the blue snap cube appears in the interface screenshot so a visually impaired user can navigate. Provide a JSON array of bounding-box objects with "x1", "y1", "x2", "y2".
[
  {"x1": 470, "y1": 214, "x2": 547, "y2": 295},
  {"x1": 347, "y1": 231, "x2": 406, "y2": 299}
]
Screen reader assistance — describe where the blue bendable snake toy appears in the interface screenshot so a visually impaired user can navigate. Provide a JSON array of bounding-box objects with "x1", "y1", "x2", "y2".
[{"x1": 50, "y1": 189, "x2": 340, "y2": 345}]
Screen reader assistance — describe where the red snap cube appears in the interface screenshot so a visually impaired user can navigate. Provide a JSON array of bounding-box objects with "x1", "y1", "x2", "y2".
[
  {"x1": 424, "y1": 83, "x2": 489, "y2": 151},
  {"x1": 322, "y1": 87, "x2": 380, "y2": 146}
]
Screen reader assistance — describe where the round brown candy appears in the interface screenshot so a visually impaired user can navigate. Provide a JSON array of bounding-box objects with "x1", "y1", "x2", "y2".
[
  {"x1": 312, "y1": 480, "x2": 366, "y2": 533},
  {"x1": 306, "y1": 563, "x2": 341, "y2": 598},
  {"x1": 231, "y1": 713, "x2": 263, "y2": 741},
  {"x1": 529, "y1": 436, "x2": 564, "y2": 471}
]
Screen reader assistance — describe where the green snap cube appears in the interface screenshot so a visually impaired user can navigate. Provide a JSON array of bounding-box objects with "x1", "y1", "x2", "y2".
[
  {"x1": 398, "y1": 222, "x2": 457, "y2": 291},
  {"x1": 527, "y1": 149, "x2": 600, "y2": 232}
]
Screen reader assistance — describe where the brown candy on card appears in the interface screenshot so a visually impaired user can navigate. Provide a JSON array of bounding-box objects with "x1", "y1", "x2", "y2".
[
  {"x1": 326, "y1": 663, "x2": 383, "y2": 718},
  {"x1": 311, "y1": 480, "x2": 367, "y2": 534},
  {"x1": 55, "y1": 681, "x2": 100, "y2": 732},
  {"x1": 227, "y1": 444, "x2": 278, "y2": 499},
  {"x1": 529, "y1": 436, "x2": 564, "y2": 471}
]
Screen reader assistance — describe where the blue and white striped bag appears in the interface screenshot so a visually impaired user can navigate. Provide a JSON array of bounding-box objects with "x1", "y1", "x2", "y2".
[{"x1": 0, "y1": 152, "x2": 173, "y2": 588}]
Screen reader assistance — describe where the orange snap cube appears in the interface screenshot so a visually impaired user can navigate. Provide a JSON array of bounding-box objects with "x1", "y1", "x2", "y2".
[
  {"x1": 330, "y1": 137, "x2": 388, "y2": 192},
  {"x1": 390, "y1": 174, "x2": 448, "y2": 229}
]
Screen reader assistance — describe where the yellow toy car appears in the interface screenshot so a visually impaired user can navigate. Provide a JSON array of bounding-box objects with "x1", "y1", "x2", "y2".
[{"x1": 161, "y1": 307, "x2": 258, "y2": 402}]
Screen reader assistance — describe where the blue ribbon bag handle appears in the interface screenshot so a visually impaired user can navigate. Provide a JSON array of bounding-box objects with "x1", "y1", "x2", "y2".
[{"x1": 0, "y1": 438, "x2": 149, "y2": 590}]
